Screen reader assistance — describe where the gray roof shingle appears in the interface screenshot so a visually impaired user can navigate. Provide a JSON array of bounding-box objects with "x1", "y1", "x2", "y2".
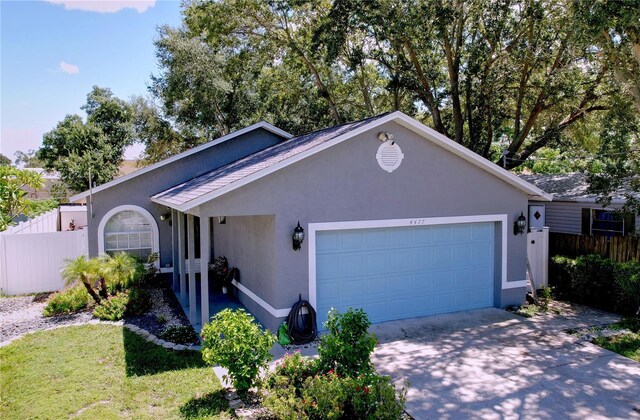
[
  {"x1": 519, "y1": 172, "x2": 635, "y2": 201},
  {"x1": 152, "y1": 113, "x2": 390, "y2": 207}
]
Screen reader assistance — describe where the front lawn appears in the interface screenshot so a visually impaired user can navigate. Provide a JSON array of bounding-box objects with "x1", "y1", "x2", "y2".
[
  {"x1": 0, "y1": 324, "x2": 232, "y2": 419},
  {"x1": 592, "y1": 318, "x2": 640, "y2": 363}
]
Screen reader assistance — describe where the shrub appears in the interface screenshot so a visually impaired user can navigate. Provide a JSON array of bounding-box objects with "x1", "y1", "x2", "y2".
[
  {"x1": 159, "y1": 325, "x2": 199, "y2": 345},
  {"x1": 549, "y1": 255, "x2": 576, "y2": 299},
  {"x1": 125, "y1": 287, "x2": 151, "y2": 316},
  {"x1": 265, "y1": 369, "x2": 406, "y2": 419},
  {"x1": 93, "y1": 291, "x2": 129, "y2": 321},
  {"x1": 43, "y1": 285, "x2": 91, "y2": 316},
  {"x1": 550, "y1": 254, "x2": 640, "y2": 316},
  {"x1": 615, "y1": 262, "x2": 640, "y2": 315},
  {"x1": 200, "y1": 309, "x2": 275, "y2": 393},
  {"x1": 317, "y1": 308, "x2": 378, "y2": 376}
]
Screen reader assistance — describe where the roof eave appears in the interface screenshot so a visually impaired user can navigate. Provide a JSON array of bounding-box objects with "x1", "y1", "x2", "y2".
[
  {"x1": 69, "y1": 121, "x2": 292, "y2": 202},
  {"x1": 154, "y1": 111, "x2": 553, "y2": 211}
]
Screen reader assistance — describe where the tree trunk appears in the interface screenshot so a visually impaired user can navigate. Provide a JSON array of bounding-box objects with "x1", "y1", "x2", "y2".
[
  {"x1": 81, "y1": 280, "x2": 101, "y2": 304},
  {"x1": 99, "y1": 277, "x2": 108, "y2": 299}
]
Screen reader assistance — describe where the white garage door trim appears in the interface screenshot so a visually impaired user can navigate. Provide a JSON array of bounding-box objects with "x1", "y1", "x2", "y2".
[{"x1": 308, "y1": 214, "x2": 526, "y2": 311}]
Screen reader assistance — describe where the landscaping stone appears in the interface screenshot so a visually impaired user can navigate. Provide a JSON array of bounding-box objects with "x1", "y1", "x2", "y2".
[
  {"x1": 0, "y1": 295, "x2": 93, "y2": 343},
  {"x1": 228, "y1": 399, "x2": 244, "y2": 410}
]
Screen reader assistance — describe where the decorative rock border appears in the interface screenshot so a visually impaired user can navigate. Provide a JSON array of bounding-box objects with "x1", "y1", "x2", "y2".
[{"x1": 0, "y1": 319, "x2": 201, "y2": 351}]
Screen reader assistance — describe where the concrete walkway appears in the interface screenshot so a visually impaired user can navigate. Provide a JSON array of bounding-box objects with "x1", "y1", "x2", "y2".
[{"x1": 370, "y1": 304, "x2": 639, "y2": 419}]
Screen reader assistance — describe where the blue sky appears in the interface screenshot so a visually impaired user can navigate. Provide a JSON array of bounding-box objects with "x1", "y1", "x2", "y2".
[{"x1": 1, "y1": 0, "x2": 182, "y2": 162}]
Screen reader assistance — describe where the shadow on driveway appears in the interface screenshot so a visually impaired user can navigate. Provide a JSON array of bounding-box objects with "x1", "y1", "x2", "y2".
[{"x1": 371, "y1": 308, "x2": 640, "y2": 419}]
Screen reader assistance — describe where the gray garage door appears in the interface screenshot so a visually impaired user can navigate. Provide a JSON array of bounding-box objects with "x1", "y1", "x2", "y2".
[{"x1": 315, "y1": 222, "x2": 496, "y2": 326}]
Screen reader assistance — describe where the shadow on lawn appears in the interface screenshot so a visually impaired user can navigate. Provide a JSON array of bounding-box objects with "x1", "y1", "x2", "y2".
[
  {"x1": 179, "y1": 390, "x2": 232, "y2": 419},
  {"x1": 122, "y1": 327, "x2": 205, "y2": 377}
]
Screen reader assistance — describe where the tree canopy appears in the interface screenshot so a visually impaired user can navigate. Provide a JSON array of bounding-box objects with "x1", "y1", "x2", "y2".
[
  {"x1": 0, "y1": 166, "x2": 44, "y2": 231},
  {"x1": 139, "y1": 0, "x2": 637, "y2": 172},
  {"x1": 39, "y1": 86, "x2": 134, "y2": 192}
]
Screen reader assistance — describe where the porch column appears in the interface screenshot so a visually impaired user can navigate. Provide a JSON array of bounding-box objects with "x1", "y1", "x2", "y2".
[
  {"x1": 171, "y1": 208, "x2": 179, "y2": 291},
  {"x1": 187, "y1": 213, "x2": 196, "y2": 323},
  {"x1": 200, "y1": 216, "x2": 210, "y2": 327},
  {"x1": 177, "y1": 211, "x2": 187, "y2": 305}
]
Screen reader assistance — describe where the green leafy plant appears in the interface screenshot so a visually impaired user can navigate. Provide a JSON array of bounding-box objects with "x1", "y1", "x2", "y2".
[
  {"x1": 265, "y1": 367, "x2": 406, "y2": 419},
  {"x1": 200, "y1": 309, "x2": 275, "y2": 393},
  {"x1": 61, "y1": 256, "x2": 102, "y2": 304},
  {"x1": 43, "y1": 285, "x2": 91, "y2": 316},
  {"x1": 92, "y1": 291, "x2": 130, "y2": 321},
  {"x1": 125, "y1": 287, "x2": 151, "y2": 316},
  {"x1": 551, "y1": 254, "x2": 640, "y2": 315},
  {"x1": 317, "y1": 308, "x2": 378, "y2": 376},
  {"x1": 159, "y1": 325, "x2": 199, "y2": 345},
  {"x1": 101, "y1": 252, "x2": 141, "y2": 293}
]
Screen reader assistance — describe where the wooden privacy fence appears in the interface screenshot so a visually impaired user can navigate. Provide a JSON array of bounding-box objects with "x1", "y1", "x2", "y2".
[{"x1": 550, "y1": 232, "x2": 640, "y2": 263}]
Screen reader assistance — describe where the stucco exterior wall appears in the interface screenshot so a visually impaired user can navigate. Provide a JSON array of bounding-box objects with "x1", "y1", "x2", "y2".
[
  {"x1": 198, "y1": 121, "x2": 531, "y2": 329},
  {"x1": 212, "y1": 215, "x2": 276, "y2": 307},
  {"x1": 84, "y1": 128, "x2": 285, "y2": 266}
]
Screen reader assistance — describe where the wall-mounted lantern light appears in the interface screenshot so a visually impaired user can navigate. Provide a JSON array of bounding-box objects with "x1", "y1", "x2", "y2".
[
  {"x1": 160, "y1": 212, "x2": 171, "y2": 221},
  {"x1": 292, "y1": 221, "x2": 305, "y2": 251},
  {"x1": 217, "y1": 216, "x2": 227, "y2": 224},
  {"x1": 514, "y1": 212, "x2": 527, "y2": 235}
]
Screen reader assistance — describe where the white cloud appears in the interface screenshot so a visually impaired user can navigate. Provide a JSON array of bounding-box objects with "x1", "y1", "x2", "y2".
[
  {"x1": 59, "y1": 61, "x2": 80, "y2": 74},
  {"x1": 45, "y1": 1, "x2": 156, "y2": 13}
]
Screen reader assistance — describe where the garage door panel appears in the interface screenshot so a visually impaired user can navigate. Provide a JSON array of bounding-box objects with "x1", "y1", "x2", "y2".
[
  {"x1": 453, "y1": 244, "x2": 473, "y2": 264},
  {"x1": 388, "y1": 250, "x2": 412, "y2": 271},
  {"x1": 366, "y1": 276, "x2": 388, "y2": 294},
  {"x1": 315, "y1": 222, "x2": 495, "y2": 326},
  {"x1": 342, "y1": 231, "x2": 364, "y2": 250},
  {"x1": 452, "y1": 225, "x2": 473, "y2": 241},
  {"x1": 317, "y1": 255, "x2": 342, "y2": 279}
]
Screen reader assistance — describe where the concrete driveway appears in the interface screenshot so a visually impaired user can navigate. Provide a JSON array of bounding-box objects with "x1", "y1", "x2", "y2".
[{"x1": 370, "y1": 305, "x2": 640, "y2": 419}]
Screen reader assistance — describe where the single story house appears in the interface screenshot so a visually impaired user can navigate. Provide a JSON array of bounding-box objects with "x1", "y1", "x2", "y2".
[
  {"x1": 520, "y1": 173, "x2": 639, "y2": 237},
  {"x1": 71, "y1": 112, "x2": 550, "y2": 331}
]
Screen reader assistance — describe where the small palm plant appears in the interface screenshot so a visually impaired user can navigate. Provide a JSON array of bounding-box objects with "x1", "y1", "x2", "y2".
[
  {"x1": 61, "y1": 256, "x2": 102, "y2": 304},
  {"x1": 100, "y1": 252, "x2": 140, "y2": 293}
]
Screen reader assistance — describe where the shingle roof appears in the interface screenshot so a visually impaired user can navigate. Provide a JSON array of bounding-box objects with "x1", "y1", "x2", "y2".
[
  {"x1": 519, "y1": 172, "x2": 635, "y2": 201},
  {"x1": 151, "y1": 113, "x2": 391, "y2": 207}
]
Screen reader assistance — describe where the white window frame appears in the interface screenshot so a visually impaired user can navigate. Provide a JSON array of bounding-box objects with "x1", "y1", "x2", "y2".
[
  {"x1": 98, "y1": 205, "x2": 160, "y2": 263},
  {"x1": 307, "y1": 214, "x2": 524, "y2": 312}
]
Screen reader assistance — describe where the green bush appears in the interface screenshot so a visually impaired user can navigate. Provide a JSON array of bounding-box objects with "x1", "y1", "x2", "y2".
[
  {"x1": 43, "y1": 285, "x2": 91, "y2": 316},
  {"x1": 317, "y1": 308, "x2": 378, "y2": 376},
  {"x1": 93, "y1": 291, "x2": 129, "y2": 321},
  {"x1": 615, "y1": 262, "x2": 640, "y2": 315},
  {"x1": 159, "y1": 325, "x2": 199, "y2": 345},
  {"x1": 550, "y1": 254, "x2": 640, "y2": 315},
  {"x1": 265, "y1": 367, "x2": 406, "y2": 419},
  {"x1": 549, "y1": 255, "x2": 576, "y2": 299},
  {"x1": 200, "y1": 309, "x2": 275, "y2": 393},
  {"x1": 125, "y1": 288, "x2": 151, "y2": 316},
  {"x1": 572, "y1": 254, "x2": 619, "y2": 310},
  {"x1": 264, "y1": 309, "x2": 405, "y2": 419}
]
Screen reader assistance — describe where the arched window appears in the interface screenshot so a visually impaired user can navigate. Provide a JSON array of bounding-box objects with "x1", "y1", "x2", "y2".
[{"x1": 98, "y1": 205, "x2": 159, "y2": 261}]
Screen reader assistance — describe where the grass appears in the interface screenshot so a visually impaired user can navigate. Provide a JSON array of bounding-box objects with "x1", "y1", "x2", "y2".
[
  {"x1": 592, "y1": 318, "x2": 640, "y2": 363},
  {"x1": 0, "y1": 324, "x2": 233, "y2": 419}
]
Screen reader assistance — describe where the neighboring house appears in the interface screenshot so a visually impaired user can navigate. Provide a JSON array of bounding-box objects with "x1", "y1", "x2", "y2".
[
  {"x1": 70, "y1": 112, "x2": 550, "y2": 331},
  {"x1": 520, "y1": 173, "x2": 639, "y2": 236},
  {"x1": 23, "y1": 168, "x2": 60, "y2": 199}
]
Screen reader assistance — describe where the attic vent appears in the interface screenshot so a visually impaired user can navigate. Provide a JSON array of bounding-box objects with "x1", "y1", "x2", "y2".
[{"x1": 376, "y1": 142, "x2": 404, "y2": 173}]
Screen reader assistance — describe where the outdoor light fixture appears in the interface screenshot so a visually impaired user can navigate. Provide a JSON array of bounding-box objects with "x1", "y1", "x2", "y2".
[
  {"x1": 292, "y1": 221, "x2": 305, "y2": 251},
  {"x1": 217, "y1": 216, "x2": 227, "y2": 224},
  {"x1": 160, "y1": 213, "x2": 171, "y2": 221},
  {"x1": 514, "y1": 212, "x2": 527, "y2": 235},
  {"x1": 377, "y1": 131, "x2": 394, "y2": 142}
]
